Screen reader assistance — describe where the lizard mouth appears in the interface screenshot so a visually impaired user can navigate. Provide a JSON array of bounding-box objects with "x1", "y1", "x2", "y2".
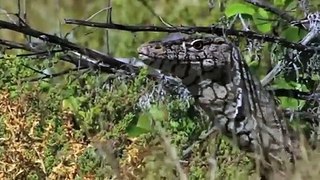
[
  {"x1": 137, "y1": 46, "x2": 151, "y2": 60},
  {"x1": 138, "y1": 53, "x2": 152, "y2": 61},
  {"x1": 137, "y1": 51, "x2": 155, "y2": 65}
]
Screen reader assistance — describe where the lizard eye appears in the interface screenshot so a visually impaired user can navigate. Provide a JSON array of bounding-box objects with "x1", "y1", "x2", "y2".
[
  {"x1": 191, "y1": 39, "x2": 204, "y2": 50},
  {"x1": 154, "y1": 44, "x2": 162, "y2": 49}
]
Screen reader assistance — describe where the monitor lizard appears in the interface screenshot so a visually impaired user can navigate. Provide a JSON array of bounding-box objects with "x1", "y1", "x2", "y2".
[{"x1": 137, "y1": 33, "x2": 298, "y2": 178}]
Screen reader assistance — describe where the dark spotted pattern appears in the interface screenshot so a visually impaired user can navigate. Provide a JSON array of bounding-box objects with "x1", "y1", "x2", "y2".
[{"x1": 138, "y1": 34, "x2": 295, "y2": 166}]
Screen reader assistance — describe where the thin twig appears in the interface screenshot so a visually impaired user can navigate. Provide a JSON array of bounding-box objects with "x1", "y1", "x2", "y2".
[
  {"x1": 104, "y1": 0, "x2": 112, "y2": 54},
  {"x1": 0, "y1": 19, "x2": 123, "y2": 68},
  {"x1": 154, "y1": 121, "x2": 188, "y2": 180},
  {"x1": 244, "y1": 0, "x2": 296, "y2": 23},
  {"x1": 137, "y1": 0, "x2": 173, "y2": 27},
  {"x1": 261, "y1": 61, "x2": 283, "y2": 86},
  {"x1": 64, "y1": 6, "x2": 112, "y2": 39},
  {"x1": 22, "y1": 64, "x2": 49, "y2": 76},
  {"x1": 0, "y1": 38, "x2": 33, "y2": 51},
  {"x1": 182, "y1": 126, "x2": 219, "y2": 158},
  {"x1": 63, "y1": 19, "x2": 320, "y2": 52},
  {"x1": 21, "y1": 66, "x2": 88, "y2": 83}
]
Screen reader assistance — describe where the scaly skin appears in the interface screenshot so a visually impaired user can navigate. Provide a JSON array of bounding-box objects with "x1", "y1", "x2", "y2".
[{"x1": 137, "y1": 34, "x2": 295, "y2": 171}]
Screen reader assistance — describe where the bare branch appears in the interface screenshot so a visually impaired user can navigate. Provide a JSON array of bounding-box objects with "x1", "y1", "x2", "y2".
[
  {"x1": 244, "y1": 0, "x2": 296, "y2": 23},
  {"x1": 64, "y1": 6, "x2": 112, "y2": 39},
  {"x1": 0, "y1": 38, "x2": 33, "y2": 51},
  {"x1": 21, "y1": 66, "x2": 88, "y2": 83},
  {"x1": 0, "y1": 19, "x2": 125, "y2": 68},
  {"x1": 63, "y1": 19, "x2": 320, "y2": 52}
]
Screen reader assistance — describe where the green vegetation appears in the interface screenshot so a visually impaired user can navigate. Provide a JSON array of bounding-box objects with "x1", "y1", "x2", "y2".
[
  {"x1": 1, "y1": 0, "x2": 320, "y2": 179},
  {"x1": 0, "y1": 55, "x2": 255, "y2": 179}
]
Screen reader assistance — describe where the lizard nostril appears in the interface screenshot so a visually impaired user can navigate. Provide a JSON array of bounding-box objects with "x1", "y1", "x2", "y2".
[{"x1": 154, "y1": 45, "x2": 162, "y2": 49}]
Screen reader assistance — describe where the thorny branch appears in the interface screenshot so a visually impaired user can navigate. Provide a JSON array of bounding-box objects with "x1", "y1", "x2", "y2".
[{"x1": 63, "y1": 19, "x2": 320, "y2": 52}]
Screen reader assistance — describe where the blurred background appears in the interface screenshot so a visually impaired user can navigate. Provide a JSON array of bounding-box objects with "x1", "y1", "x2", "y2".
[{"x1": 0, "y1": 0, "x2": 224, "y2": 58}]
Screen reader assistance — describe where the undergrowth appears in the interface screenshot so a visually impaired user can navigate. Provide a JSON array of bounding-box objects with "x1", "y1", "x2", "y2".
[{"x1": 0, "y1": 53, "x2": 257, "y2": 180}]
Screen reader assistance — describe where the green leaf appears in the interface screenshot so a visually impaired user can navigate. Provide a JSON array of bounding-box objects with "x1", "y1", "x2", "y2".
[
  {"x1": 149, "y1": 106, "x2": 167, "y2": 121},
  {"x1": 311, "y1": 74, "x2": 320, "y2": 81},
  {"x1": 170, "y1": 121, "x2": 179, "y2": 128},
  {"x1": 253, "y1": 8, "x2": 272, "y2": 33},
  {"x1": 258, "y1": 7, "x2": 268, "y2": 17},
  {"x1": 126, "y1": 126, "x2": 150, "y2": 137},
  {"x1": 272, "y1": 77, "x2": 307, "y2": 110},
  {"x1": 274, "y1": 0, "x2": 286, "y2": 6},
  {"x1": 77, "y1": 96, "x2": 87, "y2": 103},
  {"x1": 224, "y1": 3, "x2": 255, "y2": 18},
  {"x1": 62, "y1": 96, "x2": 80, "y2": 112},
  {"x1": 39, "y1": 81, "x2": 51, "y2": 92},
  {"x1": 136, "y1": 113, "x2": 152, "y2": 130},
  {"x1": 78, "y1": 111, "x2": 86, "y2": 119},
  {"x1": 281, "y1": 27, "x2": 301, "y2": 42},
  {"x1": 91, "y1": 106, "x2": 101, "y2": 115},
  {"x1": 285, "y1": 0, "x2": 296, "y2": 11},
  {"x1": 279, "y1": 97, "x2": 305, "y2": 110},
  {"x1": 273, "y1": 77, "x2": 307, "y2": 91},
  {"x1": 248, "y1": 59, "x2": 260, "y2": 68}
]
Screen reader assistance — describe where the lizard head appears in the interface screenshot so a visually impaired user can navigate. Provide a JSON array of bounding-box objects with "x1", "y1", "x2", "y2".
[{"x1": 137, "y1": 33, "x2": 233, "y2": 75}]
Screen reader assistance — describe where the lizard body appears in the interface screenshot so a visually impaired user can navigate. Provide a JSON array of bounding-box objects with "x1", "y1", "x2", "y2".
[{"x1": 137, "y1": 34, "x2": 295, "y2": 169}]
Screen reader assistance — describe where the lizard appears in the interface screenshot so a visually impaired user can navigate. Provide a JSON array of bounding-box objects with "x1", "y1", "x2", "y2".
[{"x1": 137, "y1": 33, "x2": 297, "y2": 177}]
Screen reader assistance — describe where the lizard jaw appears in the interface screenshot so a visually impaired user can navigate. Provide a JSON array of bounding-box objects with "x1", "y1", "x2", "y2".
[
  {"x1": 138, "y1": 51, "x2": 155, "y2": 65},
  {"x1": 137, "y1": 45, "x2": 151, "y2": 59}
]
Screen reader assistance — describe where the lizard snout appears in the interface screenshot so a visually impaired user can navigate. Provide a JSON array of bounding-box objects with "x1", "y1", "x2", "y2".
[{"x1": 138, "y1": 43, "x2": 164, "y2": 56}]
